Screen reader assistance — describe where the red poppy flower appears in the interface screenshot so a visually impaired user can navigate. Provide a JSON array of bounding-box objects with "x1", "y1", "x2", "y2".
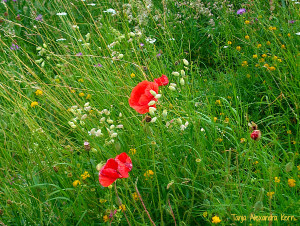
[
  {"x1": 99, "y1": 159, "x2": 121, "y2": 187},
  {"x1": 154, "y1": 74, "x2": 169, "y2": 86},
  {"x1": 129, "y1": 81, "x2": 158, "y2": 114},
  {"x1": 99, "y1": 152, "x2": 132, "y2": 187}
]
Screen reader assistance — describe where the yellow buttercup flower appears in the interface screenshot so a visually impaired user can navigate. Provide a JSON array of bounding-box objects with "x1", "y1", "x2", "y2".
[
  {"x1": 212, "y1": 216, "x2": 221, "y2": 224},
  {"x1": 245, "y1": 35, "x2": 250, "y2": 40},
  {"x1": 130, "y1": 73, "x2": 136, "y2": 78},
  {"x1": 288, "y1": 178, "x2": 296, "y2": 187},
  {"x1": 79, "y1": 92, "x2": 85, "y2": 97},
  {"x1": 236, "y1": 46, "x2": 241, "y2": 51},
  {"x1": 132, "y1": 192, "x2": 139, "y2": 201},
  {"x1": 267, "y1": 192, "x2": 275, "y2": 199},
  {"x1": 227, "y1": 41, "x2": 232, "y2": 45},
  {"x1": 213, "y1": 117, "x2": 217, "y2": 122},
  {"x1": 35, "y1": 89, "x2": 43, "y2": 95},
  {"x1": 274, "y1": 177, "x2": 280, "y2": 183},
  {"x1": 73, "y1": 180, "x2": 81, "y2": 187},
  {"x1": 257, "y1": 44, "x2": 262, "y2": 48},
  {"x1": 245, "y1": 20, "x2": 250, "y2": 25},
  {"x1": 119, "y1": 204, "x2": 126, "y2": 211},
  {"x1": 103, "y1": 215, "x2": 109, "y2": 222},
  {"x1": 86, "y1": 94, "x2": 91, "y2": 99},
  {"x1": 253, "y1": 54, "x2": 258, "y2": 58},
  {"x1": 31, "y1": 101, "x2": 38, "y2": 108},
  {"x1": 266, "y1": 41, "x2": 271, "y2": 45},
  {"x1": 215, "y1": 100, "x2": 221, "y2": 105}
]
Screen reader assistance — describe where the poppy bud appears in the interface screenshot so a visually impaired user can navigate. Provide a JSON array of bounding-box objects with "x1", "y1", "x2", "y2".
[
  {"x1": 250, "y1": 130, "x2": 261, "y2": 140},
  {"x1": 172, "y1": 72, "x2": 179, "y2": 76},
  {"x1": 145, "y1": 115, "x2": 152, "y2": 122},
  {"x1": 180, "y1": 70, "x2": 185, "y2": 76},
  {"x1": 84, "y1": 141, "x2": 90, "y2": 151}
]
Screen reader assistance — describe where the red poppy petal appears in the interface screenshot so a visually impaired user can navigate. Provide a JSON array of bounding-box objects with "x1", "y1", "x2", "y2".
[
  {"x1": 115, "y1": 152, "x2": 132, "y2": 178},
  {"x1": 99, "y1": 171, "x2": 119, "y2": 187},
  {"x1": 99, "y1": 159, "x2": 121, "y2": 187}
]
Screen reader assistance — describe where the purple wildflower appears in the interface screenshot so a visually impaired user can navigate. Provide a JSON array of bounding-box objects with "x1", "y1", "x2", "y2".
[
  {"x1": 237, "y1": 8, "x2": 246, "y2": 15},
  {"x1": 289, "y1": 20, "x2": 295, "y2": 24},
  {"x1": 76, "y1": 52, "x2": 83, "y2": 56},
  {"x1": 140, "y1": 43, "x2": 144, "y2": 47},
  {"x1": 10, "y1": 43, "x2": 19, "y2": 50},
  {"x1": 94, "y1": 64, "x2": 102, "y2": 67},
  {"x1": 35, "y1": 14, "x2": 43, "y2": 21}
]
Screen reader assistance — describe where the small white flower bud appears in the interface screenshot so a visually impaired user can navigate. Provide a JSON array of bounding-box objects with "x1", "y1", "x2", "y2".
[
  {"x1": 150, "y1": 90, "x2": 157, "y2": 96},
  {"x1": 148, "y1": 100, "x2": 156, "y2": 106},
  {"x1": 183, "y1": 59, "x2": 189, "y2": 66},
  {"x1": 81, "y1": 114, "x2": 87, "y2": 120},
  {"x1": 180, "y1": 78, "x2": 185, "y2": 85},
  {"x1": 119, "y1": 112, "x2": 122, "y2": 117},
  {"x1": 129, "y1": 32, "x2": 135, "y2": 37},
  {"x1": 43, "y1": 43, "x2": 47, "y2": 48},
  {"x1": 177, "y1": 118, "x2": 182, "y2": 125},
  {"x1": 168, "y1": 86, "x2": 176, "y2": 91},
  {"x1": 84, "y1": 106, "x2": 91, "y2": 111},
  {"x1": 84, "y1": 102, "x2": 90, "y2": 107},
  {"x1": 100, "y1": 117, "x2": 106, "y2": 123},
  {"x1": 155, "y1": 94, "x2": 162, "y2": 99},
  {"x1": 110, "y1": 125, "x2": 115, "y2": 130},
  {"x1": 180, "y1": 125, "x2": 186, "y2": 131},
  {"x1": 180, "y1": 70, "x2": 185, "y2": 76},
  {"x1": 107, "y1": 119, "x2": 113, "y2": 124},
  {"x1": 166, "y1": 122, "x2": 170, "y2": 127},
  {"x1": 95, "y1": 129, "x2": 102, "y2": 137},
  {"x1": 172, "y1": 71, "x2": 179, "y2": 76},
  {"x1": 111, "y1": 133, "x2": 118, "y2": 138},
  {"x1": 89, "y1": 128, "x2": 96, "y2": 135},
  {"x1": 41, "y1": 61, "x2": 45, "y2": 67},
  {"x1": 118, "y1": 54, "x2": 124, "y2": 59},
  {"x1": 71, "y1": 105, "x2": 78, "y2": 109},
  {"x1": 170, "y1": 83, "x2": 177, "y2": 87},
  {"x1": 149, "y1": 107, "x2": 156, "y2": 115},
  {"x1": 116, "y1": 124, "x2": 124, "y2": 129},
  {"x1": 162, "y1": 110, "x2": 167, "y2": 118},
  {"x1": 151, "y1": 117, "x2": 157, "y2": 123},
  {"x1": 184, "y1": 121, "x2": 189, "y2": 127},
  {"x1": 80, "y1": 121, "x2": 85, "y2": 125}
]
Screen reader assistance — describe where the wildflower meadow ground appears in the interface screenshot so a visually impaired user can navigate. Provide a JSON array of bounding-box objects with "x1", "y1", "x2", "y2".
[{"x1": 0, "y1": 0, "x2": 299, "y2": 225}]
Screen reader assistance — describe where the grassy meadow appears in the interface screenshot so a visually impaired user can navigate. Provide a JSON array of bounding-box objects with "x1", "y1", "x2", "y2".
[{"x1": 0, "y1": 0, "x2": 299, "y2": 225}]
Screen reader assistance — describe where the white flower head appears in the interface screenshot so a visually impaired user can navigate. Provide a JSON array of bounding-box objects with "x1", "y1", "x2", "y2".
[
  {"x1": 172, "y1": 72, "x2": 180, "y2": 76},
  {"x1": 146, "y1": 37, "x2": 156, "y2": 44},
  {"x1": 104, "y1": 8, "x2": 116, "y2": 15},
  {"x1": 57, "y1": 12, "x2": 67, "y2": 16}
]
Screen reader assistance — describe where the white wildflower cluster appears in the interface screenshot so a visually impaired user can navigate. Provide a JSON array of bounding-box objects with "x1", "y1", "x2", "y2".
[
  {"x1": 170, "y1": 58, "x2": 190, "y2": 90},
  {"x1": 123, "y1": 0, "x2": 153, "y2": 26},
  {"x1": 165, "y1": 118, "x2": 189, "y2": 131},
  {"x1": 68, "y1": 103, "x2": 124, "y2": 146},
  {"x1": 147, "y1": 89, "x2": 163, "y2": 123}
]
